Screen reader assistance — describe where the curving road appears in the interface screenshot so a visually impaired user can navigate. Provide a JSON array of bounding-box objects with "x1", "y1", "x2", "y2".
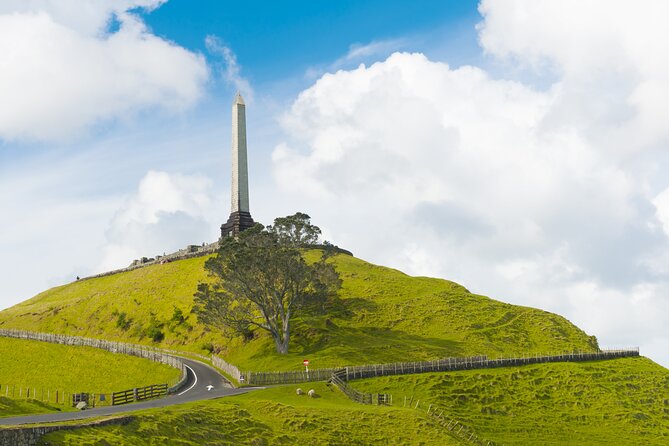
[{"x1": 0, "y1": 357, "x2": 262, "y2": 426}]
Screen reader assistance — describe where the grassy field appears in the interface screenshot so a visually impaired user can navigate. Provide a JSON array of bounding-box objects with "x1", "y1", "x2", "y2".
[
  {"x1": 350, "y1": 356, "x2": 669, "y2": 445},
  {"x1": 0, "y1": 252, "x2": 597, "y2": 371},
  {"x1": 0, "y1": 337, "x2": 179, "y2": 413},
  {"x1": 39, "y1": 383, "x2": 465, "y2": 445}
]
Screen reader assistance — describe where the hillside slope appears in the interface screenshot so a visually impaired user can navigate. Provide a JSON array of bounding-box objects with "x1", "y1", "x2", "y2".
[
  {"x1": 351, "y1": 356, "x2": 669, "y2": 445},
  {"x1": 0, "y1": 252, "x2": 597, "y2": 371}
]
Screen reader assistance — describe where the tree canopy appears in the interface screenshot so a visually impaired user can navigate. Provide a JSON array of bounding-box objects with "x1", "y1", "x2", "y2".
[
  {"x1": 267, "y1": 212, "x2": 322, "y2": 247},
  {"x1": 193, "y1": 220, "x2": 341, "y2": 354}
]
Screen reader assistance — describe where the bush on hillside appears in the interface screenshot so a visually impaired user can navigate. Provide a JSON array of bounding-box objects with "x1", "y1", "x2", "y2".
[{"x1": 115, "y1": 311, "x2": 132, "y2": 331}]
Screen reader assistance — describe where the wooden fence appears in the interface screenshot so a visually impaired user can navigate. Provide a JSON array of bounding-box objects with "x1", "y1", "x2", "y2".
[
  {"x1": 245, "y1": 367, "x2": 338, "y2": 385},
  {"x1": 0, "y1": 329, "x2": 188, "y2": 398},
  {"x1": 0, "y1": 328, "x2": 640, "y2": 392},
  {"x1": 329, "y1": 370, "x2": 391, "y2": 405},
  {"x1": 242, "y1": 349, "x2": 639, "y2": 385},
  {"x1": 413, "y1": 399, "x2": 500, "y2": 446},
  {"x1": 111, "y1": 383, "x2": 168, "y2": 406}
]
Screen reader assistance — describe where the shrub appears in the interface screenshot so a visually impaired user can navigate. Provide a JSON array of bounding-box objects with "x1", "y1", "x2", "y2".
[
  {"x1": 115, "y1": 312, "x2": 132, "y2": 331},
  {"x1": 146, "y1": 325, "x2": 164, "y2": 342}
]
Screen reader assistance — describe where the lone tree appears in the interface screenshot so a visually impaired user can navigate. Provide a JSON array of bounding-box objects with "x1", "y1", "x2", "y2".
[{"x1": 193, "y1": 218, "x2": 341, "y2": 354}]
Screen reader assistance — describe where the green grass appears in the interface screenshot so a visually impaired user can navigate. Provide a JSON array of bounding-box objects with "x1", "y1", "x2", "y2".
[
  {"x1": 0, "y1": 252, "x2": 597, "y2": 372},
  {"x1": 39, "y1": 383, "x2": 465, "y2": 445},
  {"x1": 0, "y1": 337, "x2": 179, "y2": 416},
  {"x1": 349, "y1": 356, "x2": 669, "y2": 445},
  {"x1": 0, "y1": 397, "x2": 68, "y2": 417},
  {"x1": 0, "y1": 256, "x2": 212, "y2": 355}
]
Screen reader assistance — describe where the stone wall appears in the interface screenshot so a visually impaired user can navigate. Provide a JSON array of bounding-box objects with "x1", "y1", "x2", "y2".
[
  {"x1": 80, "y1": 241, "x2": 221, "y2": 281},
  {"x1": 80, "y1": 240, "x2": 352, "y2": 282},
  {"x1": 0, "y1": 416, "x2": 133, "y2": 446}
]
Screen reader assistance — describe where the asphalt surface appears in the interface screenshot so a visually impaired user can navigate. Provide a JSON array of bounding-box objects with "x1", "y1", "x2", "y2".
[{"x1": 0, "y1": 357, "x2": 262, "y2": 426}]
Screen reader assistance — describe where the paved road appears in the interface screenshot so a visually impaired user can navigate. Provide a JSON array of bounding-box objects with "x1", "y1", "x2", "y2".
[{"x1": 0, "y1": 357, "x2": 262, "y2": 426}]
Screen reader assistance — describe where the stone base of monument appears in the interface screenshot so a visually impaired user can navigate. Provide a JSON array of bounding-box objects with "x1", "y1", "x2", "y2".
[{"x1": 221, "y1": 211, "x2": 255, "y2": 238}]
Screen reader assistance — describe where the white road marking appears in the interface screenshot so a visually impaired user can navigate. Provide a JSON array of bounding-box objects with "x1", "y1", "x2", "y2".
[{"x1": 177, "y1": 365, "x2": 198, "y2": 396}]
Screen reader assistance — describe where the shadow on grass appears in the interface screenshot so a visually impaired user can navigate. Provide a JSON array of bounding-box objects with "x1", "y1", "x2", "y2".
[{"x1": 292, "y1": 324, "x2": 467, "y2": 365}]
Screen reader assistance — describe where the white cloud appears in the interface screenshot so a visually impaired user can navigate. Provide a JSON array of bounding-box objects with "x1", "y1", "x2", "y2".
[
  {"x1": 0, "y1": 1, "x2": 166, "y2": 35},
  {"x1": 273, "y1": 4, "x2": 669, "y2": 368},
  {"x1": 0, "y1": 1, "x2": 208, "y2": 141},
  {"x1": 0, "y1": 119, "x2": 232, "y2": 311},
  {"x1": 99, "y1": 170, "x2": 218, "y2": 271},
  {"x1": 205, "y1": 35, "x2": 254, "y2": 102},
  {"x1": 478, "y1": 0, "x2": 669, "y2": 149},
  {"x1": 652, "y1": 188, "x2": 669, "y2": 237},
  {"x1": 305, "y1": 38, "x2": 406, "y2": 80}
]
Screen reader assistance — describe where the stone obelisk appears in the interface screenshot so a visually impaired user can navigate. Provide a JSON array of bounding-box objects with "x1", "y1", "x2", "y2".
[{"x1": 221, "y1": 92, "x2": 255, "y2": 238}]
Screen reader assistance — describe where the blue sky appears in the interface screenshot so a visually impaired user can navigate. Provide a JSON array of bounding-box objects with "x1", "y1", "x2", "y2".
[
  {"x1": 140, "y1": 0, "x2": 481, "y2": 83},
  {"x1": 1, "y1": 0, "x2": 669, "y2": 368}
]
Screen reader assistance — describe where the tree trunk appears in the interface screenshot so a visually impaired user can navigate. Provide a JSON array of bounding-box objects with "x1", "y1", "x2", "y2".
[
  {"x1": 274, "y1": 335, "x2": 289, "y2": 354},
  {"x1": 272, "y1": 317, "x2": 291, "y2": 354}
]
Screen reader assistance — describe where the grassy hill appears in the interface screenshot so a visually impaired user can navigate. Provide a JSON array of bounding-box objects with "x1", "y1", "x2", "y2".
[
  {"x1": 0, "y1": 250, "x2": 667, "y2": 444},
  {"x1": 351, "y1": 356, "x2": 669, "y2": 445},
  {"x1": 0, "y1": 252, "x2": 597, "y2": 371}
]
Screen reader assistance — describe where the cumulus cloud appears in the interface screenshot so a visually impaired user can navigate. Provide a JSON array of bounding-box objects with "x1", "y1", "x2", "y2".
[
  {"x1": 478, "y1": 0, "x2": 669, "y2": 150},
  {"x1": 0, "y1": 0, "x2": 208, "y2": 141},
  {"x1": 273, "y1": 1, "x2": 669, "y2": 367},
  {"x1": 99, "y1": 171, "x2": 217, "y2": 271}
]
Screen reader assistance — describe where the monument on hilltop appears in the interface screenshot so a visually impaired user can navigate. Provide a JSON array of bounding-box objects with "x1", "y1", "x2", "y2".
[{"x1": 221, "y1": 92, "x2": 255, "y2": 238}]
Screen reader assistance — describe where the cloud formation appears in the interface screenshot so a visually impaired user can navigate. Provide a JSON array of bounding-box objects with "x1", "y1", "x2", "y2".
[
  {"x1": 273, "y1": 0, "x2": 669, "y2": 366},
  {"x1": 99, "y1": 170, "x2": 217, "y2": 271},
  {"x1": 205, "y1": 35, "x2": 254, "y2": 102},
  {"x1": 0, "y1": 0, "x2": 208, "y2": 141}
]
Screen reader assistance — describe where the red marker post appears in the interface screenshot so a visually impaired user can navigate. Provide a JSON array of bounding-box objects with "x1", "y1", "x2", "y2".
[{"x1": 303, "y1": 359, "x2": 309, "y2": 379}]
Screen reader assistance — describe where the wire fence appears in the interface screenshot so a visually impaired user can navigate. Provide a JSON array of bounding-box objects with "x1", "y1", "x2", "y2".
[
  {"x1": 0, "y1": 383, "x2": 96, "y2": 407},
  {"x1": 0, "y1": 328, "x2": 188, "y2": 404}
]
